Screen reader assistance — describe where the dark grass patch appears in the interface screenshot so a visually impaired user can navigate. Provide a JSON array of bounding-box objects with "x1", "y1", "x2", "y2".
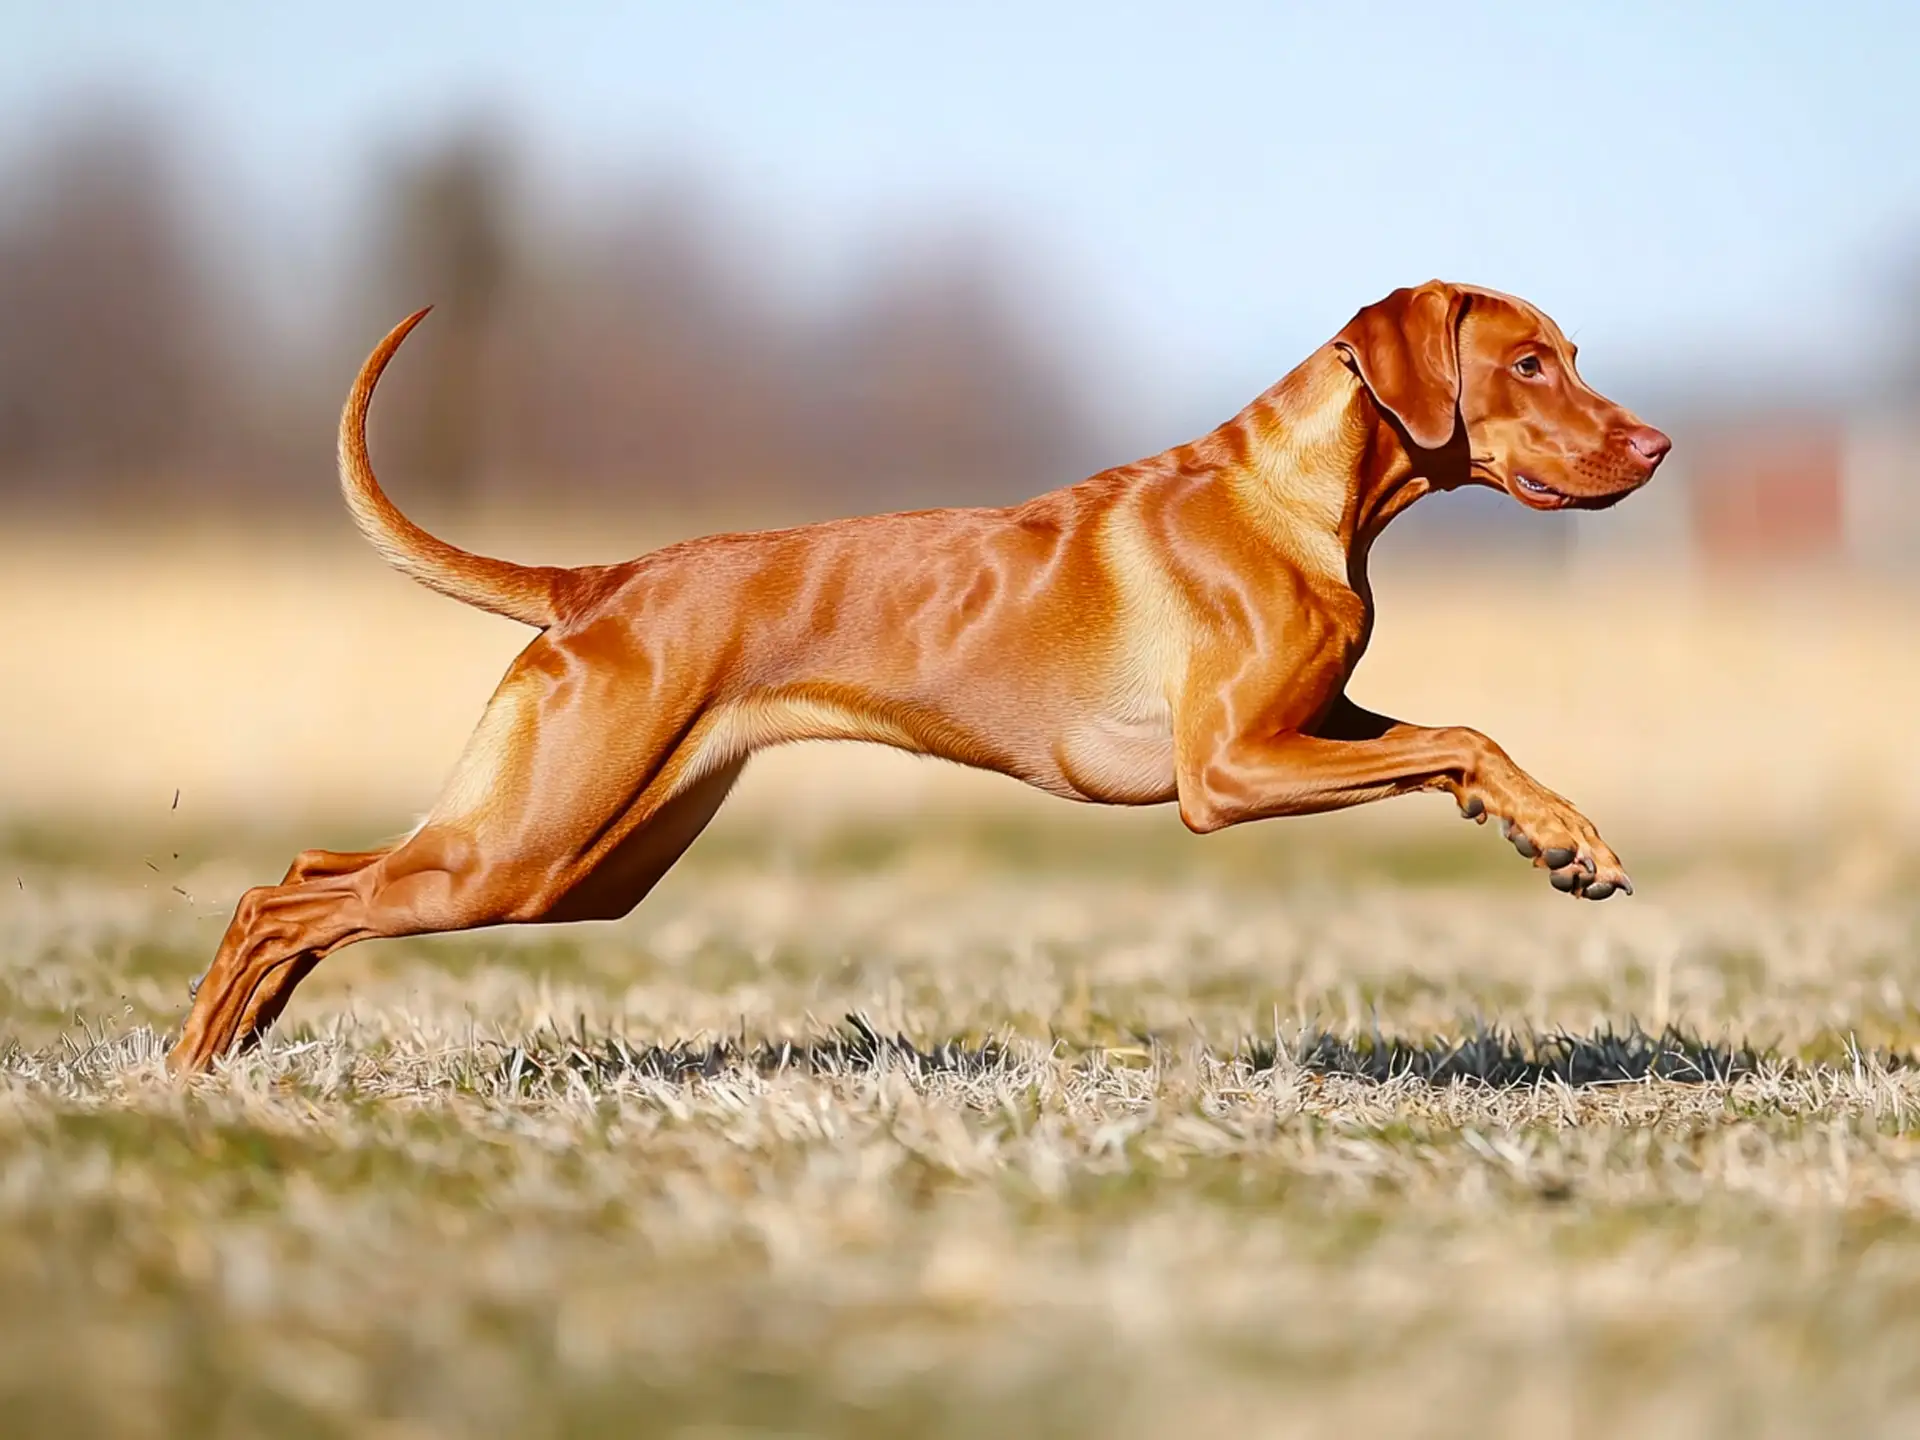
[
  {"x1": 494, "y1": 1013, "x2": 1007, "y2": 1093},
  {"x1": 1271, "y1": 1023, "x2": 1770, "y2": 1086},
  {"x1": 486, "y1": 1015, "x2": 1914, "y2": 1095},
  {"x1": 1271, "y1": 1022, "x2": 1917, "y2": 1086}
]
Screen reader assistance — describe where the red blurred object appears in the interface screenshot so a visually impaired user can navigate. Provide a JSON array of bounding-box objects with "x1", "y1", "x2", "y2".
[{"x1": 1687, "y1": 419, "x2": 1844, "y2": 565}]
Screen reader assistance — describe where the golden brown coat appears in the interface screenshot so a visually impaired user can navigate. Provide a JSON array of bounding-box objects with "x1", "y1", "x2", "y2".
[{"x1": 170, "y1": 280, "x2": 1671, "y2": 1073}]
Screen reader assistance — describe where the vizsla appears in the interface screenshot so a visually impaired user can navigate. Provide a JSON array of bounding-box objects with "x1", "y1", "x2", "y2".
[{"x1": 170, "y1": 279, "x2": 1670, "y2": 1073}]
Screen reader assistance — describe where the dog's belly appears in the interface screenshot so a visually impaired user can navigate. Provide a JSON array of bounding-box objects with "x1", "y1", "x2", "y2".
[{"x1": 1051, "y1": 701, "x2": 1178, "y2": 805}]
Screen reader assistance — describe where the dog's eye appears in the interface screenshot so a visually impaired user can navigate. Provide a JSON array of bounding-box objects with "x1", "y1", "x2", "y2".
[{"x1": 1514, "y1": 355, "x2": 1543, "y2": 378}]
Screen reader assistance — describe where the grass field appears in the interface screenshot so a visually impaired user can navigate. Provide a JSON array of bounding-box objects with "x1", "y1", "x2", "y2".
[
  {"x1": 4, "y1": 526, "x2": 1920, "y2": 1436},
  {"x1": 4, "y1": 806, "x2": 1920, "y2": 1439}
]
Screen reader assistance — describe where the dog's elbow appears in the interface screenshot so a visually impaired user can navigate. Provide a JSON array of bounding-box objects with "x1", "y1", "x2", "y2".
[
  {"x1": 1176, "y1": 782, "x2": 1238, "y2": 836},
  {"x1": 1180, "y1": 803, "x2": 1229, "y2": 836}
]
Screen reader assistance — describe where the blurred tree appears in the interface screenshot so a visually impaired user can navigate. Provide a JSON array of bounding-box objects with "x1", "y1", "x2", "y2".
[
  {"x1": 369, "y1": 126, "x2": 514, "y2": 507},
  {"x1": 813, "y1": 236, "x2": 1093, "y2": 508},
  {"x1": 1895, "y1": 247, "x2": 1920, "y2": 402},
  {"x1": 0, "y1": 106, "x2": 220, "y2": 496},
  {"x1": 492, "y1": 176, "x2": 779, "y2": 502},
  {"x1": 0, "y1": 99, "x2": 1105, "y2": 519}
]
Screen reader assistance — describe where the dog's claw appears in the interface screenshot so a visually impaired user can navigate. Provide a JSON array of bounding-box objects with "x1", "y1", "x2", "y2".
[{"x1": 1543, "y1": 846, "x2": 1575, "y2": 870}]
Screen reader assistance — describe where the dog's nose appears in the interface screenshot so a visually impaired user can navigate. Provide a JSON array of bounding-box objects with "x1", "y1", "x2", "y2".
[{"x1": 1626, "y1": 426, "x2": 1672, "y2": 467}]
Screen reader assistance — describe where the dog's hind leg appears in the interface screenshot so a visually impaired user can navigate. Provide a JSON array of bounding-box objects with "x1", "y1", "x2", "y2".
[{"x1": 168, "y1": 627, "x2": 750, "y2": 1073}]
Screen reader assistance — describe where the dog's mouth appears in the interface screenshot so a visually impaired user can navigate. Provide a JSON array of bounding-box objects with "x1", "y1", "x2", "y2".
[
  {"x1": 1476, "y1": 457, "x2": 1631, "y2": 513},
  {"x1": 1513, "y1": 472, "x2": 1574, "y2": 510},
  {"x1": 1514, "y1": 473, "x2": 1638, "y2": 512}
]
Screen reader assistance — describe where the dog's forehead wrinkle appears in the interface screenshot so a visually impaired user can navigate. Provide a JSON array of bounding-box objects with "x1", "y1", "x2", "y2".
[{"x1": 1455, "y1": 285, "x2": 1568, "y2": 355}]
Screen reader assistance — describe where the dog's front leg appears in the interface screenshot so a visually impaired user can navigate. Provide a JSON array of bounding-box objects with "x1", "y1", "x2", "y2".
[{"x1": 1174, "y1": 696, "x2": 1630, "y2": 899}]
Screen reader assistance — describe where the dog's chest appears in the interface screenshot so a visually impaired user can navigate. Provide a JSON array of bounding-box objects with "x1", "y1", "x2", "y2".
[{"x1": 1053, "y1": 692, "x2": 1177, "y2": 804}]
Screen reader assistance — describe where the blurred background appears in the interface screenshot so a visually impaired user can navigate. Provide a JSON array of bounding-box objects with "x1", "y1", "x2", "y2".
[{"x1": 1, "y1": 0, "x2": 1917, "y2": 848}]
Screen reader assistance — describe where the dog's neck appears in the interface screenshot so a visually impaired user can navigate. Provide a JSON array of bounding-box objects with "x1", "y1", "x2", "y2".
[{"x1": 1215, "y1": 346, "x2": 1458, "y2": 590}]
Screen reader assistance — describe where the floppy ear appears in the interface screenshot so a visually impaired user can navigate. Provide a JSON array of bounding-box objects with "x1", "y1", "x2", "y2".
[{"x1": 1331, "y1": 282, "x2": 1469, "y2": 451}]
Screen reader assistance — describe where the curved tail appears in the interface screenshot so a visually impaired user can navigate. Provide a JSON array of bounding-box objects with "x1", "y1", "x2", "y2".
[{"x1": 337, "y1": 309, "x2": 562, "y2": 627}]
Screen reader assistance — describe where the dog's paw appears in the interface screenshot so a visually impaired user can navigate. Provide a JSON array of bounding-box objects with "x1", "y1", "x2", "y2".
[
  {"x1": 1511, "y1": 813, "x2": 1630, "y2": 900},
  {"x1": 1460, "y1": 793, "x2": 1630, "y2": 900}
]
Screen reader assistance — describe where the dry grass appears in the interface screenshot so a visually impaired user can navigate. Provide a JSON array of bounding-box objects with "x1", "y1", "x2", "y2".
[{"x1": 4, "y1": 807, "x2": 1920, "y2": 1438}]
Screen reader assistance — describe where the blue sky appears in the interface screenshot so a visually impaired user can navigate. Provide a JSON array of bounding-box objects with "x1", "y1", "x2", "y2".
[{"x1": 7, "y1": 0, "x2": 1918, "y2": 434}]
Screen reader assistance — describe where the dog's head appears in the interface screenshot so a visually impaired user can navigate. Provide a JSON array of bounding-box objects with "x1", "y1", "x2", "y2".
[{"x1": 1332, "y1": 280, "x2": 1669, "y2": 510}]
